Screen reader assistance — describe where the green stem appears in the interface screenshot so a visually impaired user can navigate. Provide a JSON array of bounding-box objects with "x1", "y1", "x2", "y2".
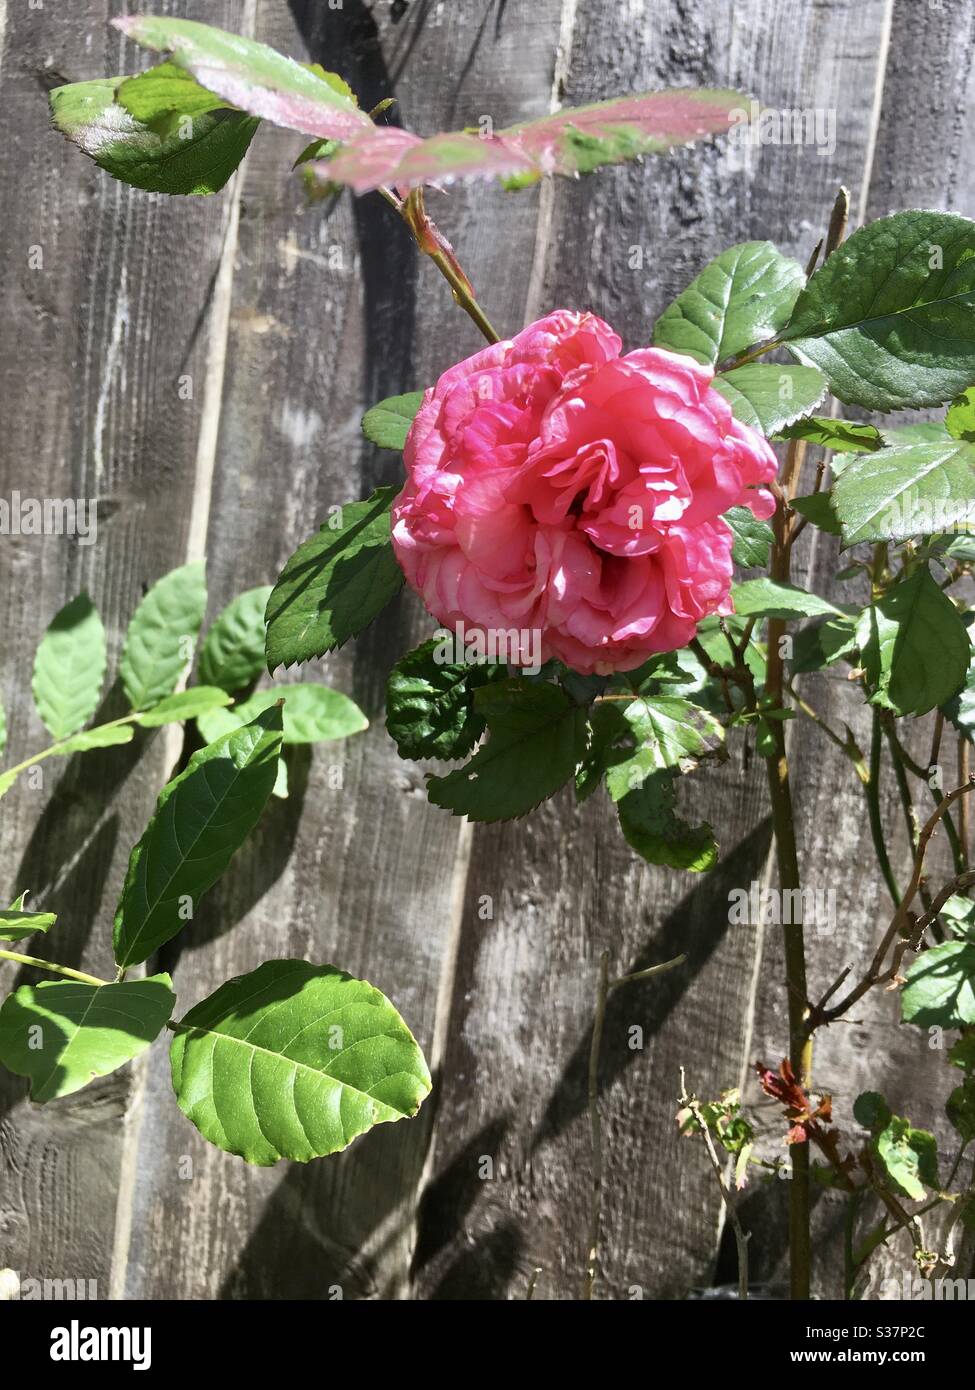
[
  {"x1": 387, "y1": 187, "x2": 500, "y2": 345},
  {"x1": 883, "y1": 719, "x2": 966, "y2": 876},
  {"x1": 764, "y1": 447, "x2": 811, "y2": 1300},
  {"x1": 425, "y1": 243, "x2": 500, "y2": 344},
  {"x1": 865, "y1": 710, "x2": 901, "y2": 907},
  {"x1": 0, "y1": 949, "x2": 107, "y2": 987},
  {"x1": 0, "y1": 713, "x2": 140, "y2": 789}
]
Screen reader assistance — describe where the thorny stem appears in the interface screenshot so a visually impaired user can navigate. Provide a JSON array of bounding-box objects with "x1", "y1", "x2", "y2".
[
  {"x1": 883, "y1": 718, "x2": 937, "y2": 919},
  {"x1": 382, "y1": 185, "x2": 501, "y2": 345},
  {"x1": 679, "y1": 1068, "x2": 750, "y2": 1300},
  {"x1": 583, "y1": 951, "x2": 685, "y2": 1299},
  {"x1": 866, "y1": 709, "x2": 902, "y2": 907},
  {"x1": 882, "y1": 718, "x2": 966, "y2": 877},
  {"x1": 0, "y1": 949, "x2": 107, "y2": 987},
  {"x1": 814, "y1": 778, "x2": 975, "y2": 1026},
  {"x1": 764, "y1": 432, "x2": 812, "y2": 1300},
  {"x1": 959, "y1": 737, "x2": 971, "y2": 869}
]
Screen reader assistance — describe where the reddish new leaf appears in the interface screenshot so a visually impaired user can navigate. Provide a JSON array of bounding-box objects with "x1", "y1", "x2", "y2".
[
  {"x1": 757, "y1": 1059, "x2": 839, "y2": 1151},
  {"x1": 114, "y1": 15, "x2": 371, "y2": 142},
  {"x1": 313, "y1": 88, "x2": 747, "y2": 194}
]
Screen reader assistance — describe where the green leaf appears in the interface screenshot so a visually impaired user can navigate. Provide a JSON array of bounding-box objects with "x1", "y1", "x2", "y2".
[
  {"x1": 731, "y1": 577, "x2": 843, "y2": 620},
  {"x1": 603, "y1": 696, "x2": 724, "y2": 795},
  {"x1": 790, "y1": 492, "x2": 842, "y2": 536},
  {"x1": 426, "y1": 678, "x2": 588, "y2": 822},
  {"x1": 169, "y1": 958, "x2": 431, "y2": 1165},
  {"x1": 902, "y1": 940, "x2": 975, "y2": 1028},
  {"x1": 853, "y1": 1091, "x2": 892, "y2": 1131},
  {"x1": 0, "y1": 896, "x2": 56, "y2": 943},
  {"x1": 31, "y1": 594, "x2": 106, "y2": 740},
  {"x1": 197, "y1": 685, "x2": 367, "y2": 747},
  {"x1": 385, "y1": 638, "x2": 504, "y2": 760},
  {"x1": 310, "y1": 89, "x2": 748, "y2": 194},
  {"x1": 113, "y1": 707, "x2": 283, "y2": 968},
  {"x1": 724, "y1": 506, "x2": 773, "y2": 567},
  {"x1": 712, "y1": 363, "x2": 827, "y2": 436},
  {"x1": 135, "y1": 686, "x2": 232, "y2": 728},
  {"x1": 776, "y1": 417, "x2": 883, "y2": 454},
  {"x1": 936, "y1": 894, "x2": 975, "y2": 940},
  {"x1": 362, "y1": 391, "x2": 425, "y2": 451},
  {"x1": 49, "y1": 74, "x2": 258, "y2": 196},
  {"x1": 55, "y1": 725, "x2": 135, "y2": 756},
  {"x1": 882, "y1": 422, "x2": 952, "y2": 446},
  {"x1": 695, "y1": 614, "x2": 767, "y2": 687},
  {"x1": 947, "y1": 387, "x2": 975, "y2": 443},
  {"x1": 265, "y1": 488, "x2": 404, "y2": 671},
  {"x1": 294, "y1": 137, "x2": 338, "y2": 169},
  {"x1": 780, "y1": 210, "x2": 975, "y2": 410},
  {"x1": 942, "y1": 617, "x2": 975, "y2": 739},
  {"x1": 0, "y1": 975, "x2": 175, "y2": 1102},
  {"x1": 789, "y1": 614, "x2": 858, "y2": 674},
  {"x1": 115, "y1": 16, "x2": 371, "y2": 143},
  {"x1": 652, "y1": 241, "x2": 804, "y2": 366},
  {"x1": 856, "y1": 567, "x2": 969, "y2": 716},
  {"x1": 950, "y1": 1034, "x2": 975, "y2": 1071},
  {"x1": 875, "y1": 1116, "x2": 939, "y2": 1200},
  {"x1": 120, "y1": 562, "x2": 207, "y2": 711},
  {"x1": 0, "y1": 723, "x2": 131, "y2": 805},
  {"x1": 831, "y1": 442, "x2": 975, "y2": 547},
  {"x1": 947, "y1": 1077, "x2": 975, "y2": 1143},
  {"x1": 116, "y1": 59, "x2": 227, "y2": 122},
  {"x1": 576, "y1": 702, "x2": 628, "y2": 802},
  {"x1": 198, "y1": 586, "x2": 273, "y2": 692},
  {"x1": 615, "y1": 769, "x2": 717, "y2": 872}
]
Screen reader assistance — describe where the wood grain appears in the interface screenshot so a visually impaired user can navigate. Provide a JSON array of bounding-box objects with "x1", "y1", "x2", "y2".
[
  {"x1": 0, "y1": 0, "x2": 249, "y2": 1296},
  {"x1": 0, "y1": 0, "x2": 972, "y2": 1302}
]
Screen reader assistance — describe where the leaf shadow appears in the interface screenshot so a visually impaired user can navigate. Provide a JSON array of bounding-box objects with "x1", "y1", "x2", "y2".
[
  {"x1": 427, "y1": 1219, "x2": 523, "y2": 1300},
  {"x1": 156, "y1": 745, "x2": 311, "y2": 974},
  {"x1": 11, "y1": 678, "x2": 147, "y2": 907},
  {"x1": 411, "y1": 1113, "x2": 510, "y2": 1278},
  {"x1": 531, "y1": 817, "x2": 774, "y2": 1152},
  {"x1": 216, "y1": 1090, "x2": 438, "y2": 1299}
]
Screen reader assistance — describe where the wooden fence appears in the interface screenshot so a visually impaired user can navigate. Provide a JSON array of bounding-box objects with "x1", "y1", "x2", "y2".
[{"x1": 1, "y1": 0, "x2": 971, "y2": 1299}]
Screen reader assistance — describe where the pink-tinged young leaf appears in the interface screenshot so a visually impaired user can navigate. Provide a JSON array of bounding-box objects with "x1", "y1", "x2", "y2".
[
  {"x1": 310, "y1": 87, "x2": 747, "y2": 193},
  {"x1": 113, "y1": 15, "x2": 372, "y2": 142},
  {"x1": 325, "y1": 127, "x2": 423, "y2": 194},
  {"x1": 510, "y1": 89, "x2": 745, "y2": 169}
]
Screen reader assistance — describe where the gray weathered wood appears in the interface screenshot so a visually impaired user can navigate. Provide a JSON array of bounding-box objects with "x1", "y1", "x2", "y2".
[
  {"x1": 1, "y1": 0, "x2": 972, "y2": 1303},
  {"x1": 0, "y1": 0, "x2": 249, "y2": 1297}
]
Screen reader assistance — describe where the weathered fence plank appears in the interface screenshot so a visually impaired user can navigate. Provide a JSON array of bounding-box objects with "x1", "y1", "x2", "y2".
[
  {"x1": 411, "y1": 0, "x2": 898, "y2": 1300},
  {"x1": 1, "y1": 0, "x2": 971, "y2": 1303},
  {"x1": 120, "y1": 0, "x2": 568, "y2": 1300},
  {"x1": 0, "y1": 0, "x2": 249, "y2": 1298}
]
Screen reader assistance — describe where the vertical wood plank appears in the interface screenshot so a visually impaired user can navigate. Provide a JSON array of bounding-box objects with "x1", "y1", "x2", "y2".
[
  {"x1": 0, "y1": 0, "x2": 248, "y2": 1296},
  {"x1": 412, "y1": 0, "x2": 896, "y2": 1300},
  {"x1": 121, "y1": 0, "x2": 568, "y2": 1300}
]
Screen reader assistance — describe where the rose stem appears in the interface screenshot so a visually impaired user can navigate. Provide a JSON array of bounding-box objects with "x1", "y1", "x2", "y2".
[
  {"x1": 379, "y1": 186, "x2": 501, "y2": 345},
  {"x1": 764, "y1": 185, "x2": 850, "y2": 1301}
]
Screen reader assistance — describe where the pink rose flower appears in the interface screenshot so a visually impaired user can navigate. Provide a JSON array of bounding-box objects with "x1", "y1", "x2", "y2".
[{"x1": 391, "y1": 310, "x2": 777, "y2": 675}]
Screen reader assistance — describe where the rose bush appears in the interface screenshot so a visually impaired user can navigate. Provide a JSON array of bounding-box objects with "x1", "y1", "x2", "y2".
[{"x1": 391, "y1": 310, "x2": 777, "y2": 674}]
